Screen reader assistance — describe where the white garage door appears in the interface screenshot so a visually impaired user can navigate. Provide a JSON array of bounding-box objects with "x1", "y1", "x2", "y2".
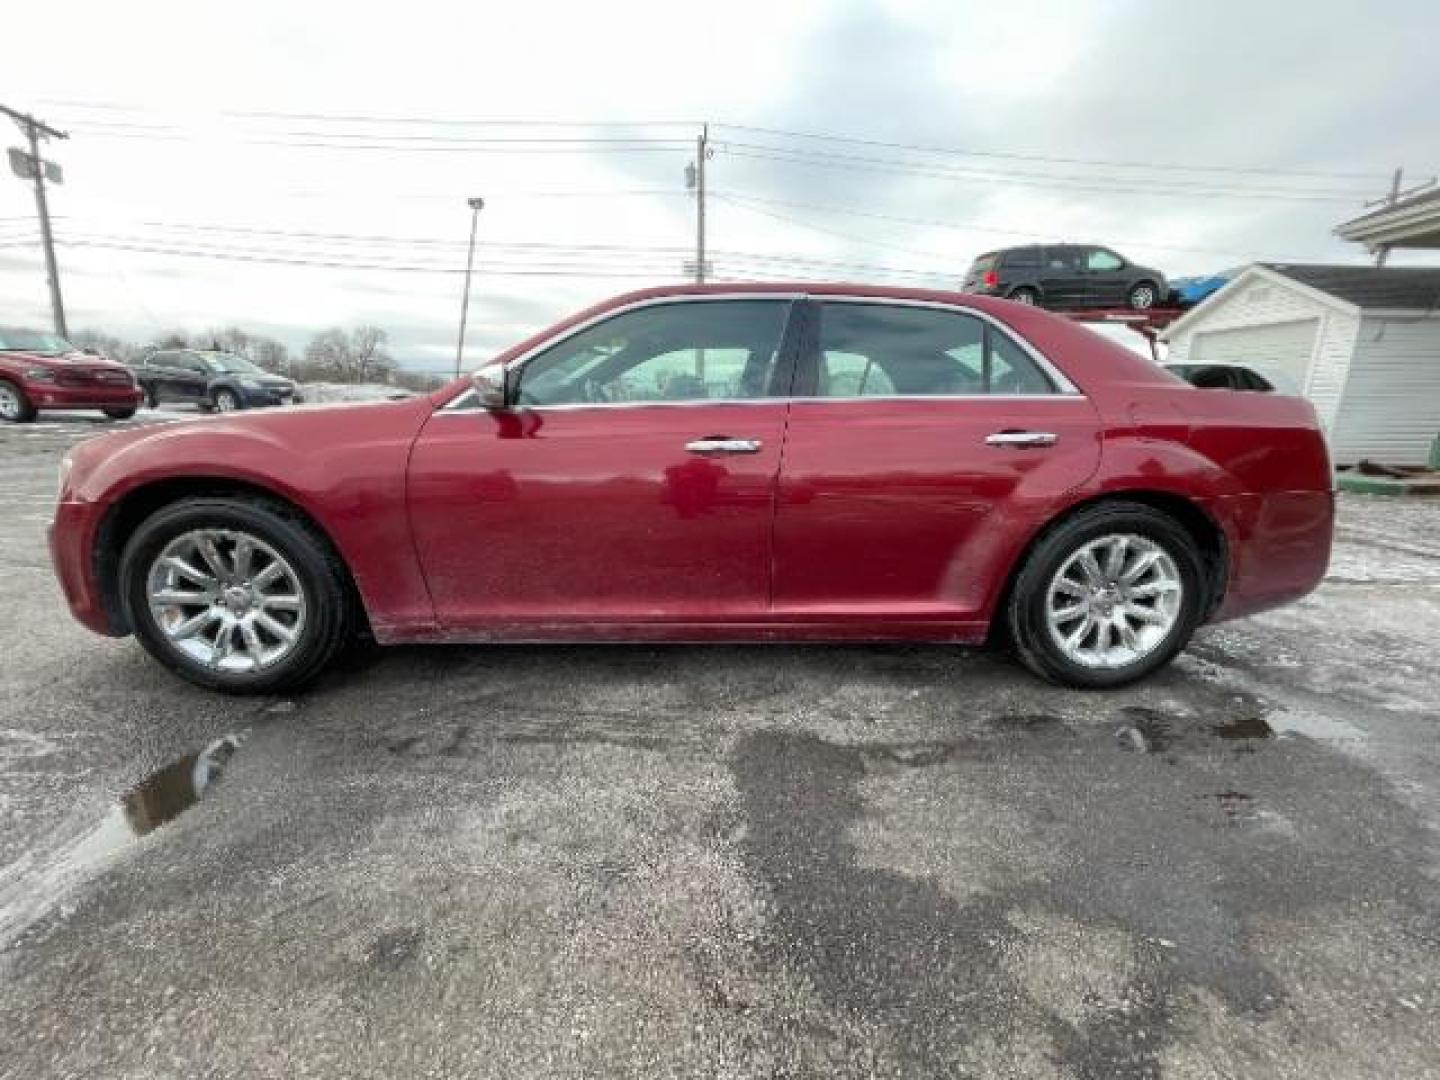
[{"x1": 1191, "y1": 319, "x2": 1319, "y2": 390}]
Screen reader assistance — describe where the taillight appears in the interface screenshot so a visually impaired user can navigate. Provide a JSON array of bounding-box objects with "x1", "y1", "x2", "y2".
[{"x1": 983, "y1": 270, "x2": 998, "y2": 289}]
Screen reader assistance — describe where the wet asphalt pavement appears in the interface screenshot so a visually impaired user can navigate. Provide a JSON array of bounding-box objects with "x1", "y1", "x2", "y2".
[{"x1": 2, "y1": 413, "x2": 1438, "y2": 1078}]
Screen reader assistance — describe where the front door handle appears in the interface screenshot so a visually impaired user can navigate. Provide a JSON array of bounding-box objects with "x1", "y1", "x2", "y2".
[
  {"x1": 685, "y1": 437, "x2": 763, "y2": 454},
  {"x1": 985, "y1": 430, "x2": 1058, "y2": 448}
]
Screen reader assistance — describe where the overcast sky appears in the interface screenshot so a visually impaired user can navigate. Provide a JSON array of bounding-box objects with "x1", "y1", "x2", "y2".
[{"x1": 2, "y1": 0, "x2": 1436, "y2": 371}]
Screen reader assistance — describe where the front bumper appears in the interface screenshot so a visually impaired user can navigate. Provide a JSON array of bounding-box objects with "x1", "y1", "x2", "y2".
[
  {"x1": 48, "y1": 499, "x2": 120, "y2": 636},
  {"x1": 28, "y1": 383, "x2": 143, "y2": 410}
]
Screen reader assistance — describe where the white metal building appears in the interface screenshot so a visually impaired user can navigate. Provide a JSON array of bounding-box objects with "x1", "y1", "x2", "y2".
[{"x1": 1162, "y1": 264, "x2": 1440, "y2": 464}]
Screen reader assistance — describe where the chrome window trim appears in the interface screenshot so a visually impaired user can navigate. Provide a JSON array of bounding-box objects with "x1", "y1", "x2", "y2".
[
  {"x1": 439, "y1": 290, "x2": 1082, "y2": 414},
  {"x1": 442, "y1": 292, "x2": 804, "y2": 413}
]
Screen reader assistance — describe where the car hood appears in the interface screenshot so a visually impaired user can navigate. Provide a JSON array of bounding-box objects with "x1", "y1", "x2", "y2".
[{"x1": 4, "y1": 350, "x2": 131, "y2": 373}]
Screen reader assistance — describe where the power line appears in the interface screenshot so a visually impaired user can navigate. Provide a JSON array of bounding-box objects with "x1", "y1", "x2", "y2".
[
  {"x1": 718, "y1": 143, "x2": 1369, "y2": 203},
  {"x1": 716, "y1": 190, "x2": 1332, "y2": 262},
  {"x1": 712, "y1": 122, "x2": 1388, "y2": 183},
  {"x1": 45, "y1": 229, "x2": 954, "y2": 280},
  {"x1": 45, "y1": 102, "x2": 1391, "y2": 185},
  {"x1": 712, "y1": 193, "x2": 954, "y2": 260},
  {"x1": 52, "y1": 239, "x2": 678, "y2": 277}
]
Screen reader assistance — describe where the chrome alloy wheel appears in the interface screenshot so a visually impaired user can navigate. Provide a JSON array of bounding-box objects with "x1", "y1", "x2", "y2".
[
  {"x1": 145, "y1": 528, "x2": 307, "y2": 673},
  {"x1": 1045, "y1": 533, "x2": 1183, "y2": 670},
  {"x1": 0, "y1": 384, "x2": 21, "y2": 420},
  {"x1": 1130, "y1": 285, "x2": 1156, "y2": 309}
]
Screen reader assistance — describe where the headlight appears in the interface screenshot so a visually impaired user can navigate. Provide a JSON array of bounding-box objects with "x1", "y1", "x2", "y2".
[{"x1": 26, "y1": 368, "x2": 57, "y2": 381}]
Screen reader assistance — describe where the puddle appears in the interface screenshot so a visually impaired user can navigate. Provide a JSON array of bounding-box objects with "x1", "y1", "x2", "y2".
[
  {"x1": 1212, "y1": 713, "x2": 1274, "y2": 741},
  {"x1": 0, "y1": 734, "x2": 244, "y2": 948}
]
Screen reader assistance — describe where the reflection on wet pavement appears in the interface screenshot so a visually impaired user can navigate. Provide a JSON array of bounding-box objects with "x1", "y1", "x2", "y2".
[{"x1": 0, "y1": 734, "x2": 244, "y2": 948}]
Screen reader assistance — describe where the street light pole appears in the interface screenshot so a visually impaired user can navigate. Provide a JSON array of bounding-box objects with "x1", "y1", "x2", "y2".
[{"x1": 454, "y1": 196, "x2": 485, "y2": 379}]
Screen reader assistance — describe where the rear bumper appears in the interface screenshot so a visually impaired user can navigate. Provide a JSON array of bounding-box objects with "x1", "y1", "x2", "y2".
[
  {"x1": 29, "y1": 383, "x2": 143, "y2": 410},
  {"x1": 48, "y1": 499, "x2": 121, "y2": 636},
  {"x1": 1208, "y1": 489, "x2": 1334, "y2": 622}
]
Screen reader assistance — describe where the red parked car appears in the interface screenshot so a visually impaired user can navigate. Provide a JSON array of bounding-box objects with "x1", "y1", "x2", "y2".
[
  {"x1": 49, "y1": 284, "x2": 1333, "y2": 693},
  {"x1": 0, "y1": 327, "x2": 144, "y2": 423}
]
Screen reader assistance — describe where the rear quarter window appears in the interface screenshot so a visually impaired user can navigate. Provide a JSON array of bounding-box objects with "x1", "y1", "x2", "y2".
[{"x1": 1001, "y1": 247, "x2": 1041, "y2": 268}]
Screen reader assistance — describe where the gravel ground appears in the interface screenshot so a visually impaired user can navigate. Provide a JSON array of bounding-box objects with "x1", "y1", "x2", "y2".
[{"x1": 1, "y1": 412, "x2": 1438, "y2": 1078}]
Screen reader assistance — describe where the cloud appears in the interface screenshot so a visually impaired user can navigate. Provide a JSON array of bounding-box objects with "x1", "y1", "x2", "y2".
[{"x1": 2, "y1": 0, "x2": 1435, "y2": 368}]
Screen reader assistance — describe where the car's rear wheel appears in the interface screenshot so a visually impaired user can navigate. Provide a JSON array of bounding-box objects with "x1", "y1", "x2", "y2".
[
  {"x1": 1007, "y1": 287, "x2": 1039, "y2": 306},
  {"x1": 0, "y1": 379, "x2": 37, "y2": 423},
  {"x1": 1006, "y1": 501, "x2": 1204, "y2": 688},
  {"x1": 120, "y1": 497, "x2": 353, "y2": 693},
  {"x1": 1127, "y1": 281, "x2": 1159, "y2": 310},
  {"x1": 213, "y1": 389, "x2": 242, "y2": 413},
  {"x1": 103, "y1": 407, "x2": 138, "y2": 420}
]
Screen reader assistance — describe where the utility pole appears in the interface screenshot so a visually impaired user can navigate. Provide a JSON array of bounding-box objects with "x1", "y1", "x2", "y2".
[
  {"x1": 1365, "y1": 166, "x2": 1437, "y2": 267},
  {"x1": 1376, "y1": 167, "x2": 1403, "y2": 268},
  {"x1": 693, "y1": 123, "x2": 708, "y2": 284},
  {"x1": 454, "y1": 196, "x2": 484, "y2": 379},
  {"x1": 2, "y1": 103, "x2": 69, "y2": 336}
]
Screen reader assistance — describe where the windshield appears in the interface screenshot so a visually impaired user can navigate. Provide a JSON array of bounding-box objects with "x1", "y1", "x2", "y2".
[
  {"x1": 199, "y1": 352, "x2": 264, "y2": 375},
  {"x1": 0, "y1": 328, "x2": 77, "y2": 355}
]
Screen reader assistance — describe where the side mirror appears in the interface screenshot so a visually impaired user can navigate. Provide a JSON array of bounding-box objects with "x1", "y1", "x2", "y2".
[{"x1": 471, "y1": 363, "x2": 512, "y2": 411}]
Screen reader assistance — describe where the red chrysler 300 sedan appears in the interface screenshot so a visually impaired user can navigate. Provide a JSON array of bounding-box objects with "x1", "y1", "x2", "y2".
[{"x1": 49, "y1": 284, "x2": 1333, "y2": 693}]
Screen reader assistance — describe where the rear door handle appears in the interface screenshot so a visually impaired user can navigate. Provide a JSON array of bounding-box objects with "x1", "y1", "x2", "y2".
[
  {"x1": 685, "y1": 437, "x2": 763, "y2": 454},
  {"x1": 985, "y1": 430, "x2": 1058, "y2": 448}
]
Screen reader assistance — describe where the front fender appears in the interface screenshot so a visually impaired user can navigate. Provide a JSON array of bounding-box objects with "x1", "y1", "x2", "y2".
[{"x1": 68, "y1": 400, "x2": 440, "y2": 638}]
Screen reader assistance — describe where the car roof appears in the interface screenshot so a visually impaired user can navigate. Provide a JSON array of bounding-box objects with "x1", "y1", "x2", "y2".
[{"x1": 476, "y1": 281, "x2": 1173, "y2": 396}]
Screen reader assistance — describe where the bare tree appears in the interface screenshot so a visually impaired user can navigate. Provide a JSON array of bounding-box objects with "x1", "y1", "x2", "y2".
[
  {"x1": 351, "y1": 325, "x2": 393, "y2": 383},
  {"x1": 251, "y1": 337, "x2": 290, "y2": 375},
  {"x1": 70, "y1": 330, "x2": 142, "y2": 365},
  {"x1": 303, "y1": 326, "x2": 395, "y2": 383}
]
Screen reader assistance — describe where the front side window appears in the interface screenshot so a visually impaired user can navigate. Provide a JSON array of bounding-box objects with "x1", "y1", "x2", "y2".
[
  {"x1": 1086, "y1": 248, "x2": 1124, "y2": 272},
  {"x1": 516, "y1": 300, "x2": 791, "y2": 407},
  {"x1": 813, "y1": 303, "x2": 1056, "y2": 398}
]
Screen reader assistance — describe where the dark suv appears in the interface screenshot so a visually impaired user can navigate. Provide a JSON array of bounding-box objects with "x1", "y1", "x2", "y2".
[
  {"x1": 134, "y1": 349, "x2": 297, "y2": 412},
  {"x1": 962, "y1": 245, "x2": 1167, "y2": 311}
]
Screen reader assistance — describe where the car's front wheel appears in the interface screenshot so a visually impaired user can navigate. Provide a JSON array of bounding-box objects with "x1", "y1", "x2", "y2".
[
  {"x1": 103, "y1": 407, "x2": 138, "y2": 420},
  {"x1": 1006, "y1": 501, "x2": 1204, "y2": 688},
  {"x1": 213, "y1": 389, "x2": 242, "y2": 413},
  {"x1": 0, "y1": 379, "x2": 37, "y2": 423},
  {"x1": 120, "y1": 497, "x2": 353, "y2": 693},
  {"x1": 1127, "y1": 281, "x2": 1160, "y2": 310}
]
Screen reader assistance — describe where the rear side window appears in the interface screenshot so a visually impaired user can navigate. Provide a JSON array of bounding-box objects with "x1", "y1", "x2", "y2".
[
  {"x1": 1001, "y1": 247, "x2": 1041, "y2": 268},
  {"x1": 812, "y1": 303, "x2": 1056, "y2": 397}
]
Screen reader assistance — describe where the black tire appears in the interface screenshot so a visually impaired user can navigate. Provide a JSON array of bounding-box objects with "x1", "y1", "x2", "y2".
[
  {"x1": 1006, "y1": 501, "x2": 1205, "y2": 689},
  {"x1": 119, "y1": 497, "x2": 353, "y2": 694},
  {"x1": 143, "y1": 386, "x2": 159, "y2": 409},
  {"x1": 1127, "y1": 281, "x2": 1160, "y2": 310},
  {"x1": 0, "y1": 378, "x2": 37, "y2": 423},
  {"x1": 213, "y1": 388, "x2": 243, "y2": 413},
  {"x1": 1008, "y1": 287, "x2": 1039, "y2": 306},
  {"x1": 103, "y1": 407, "x2": 138, "y2": 420}
]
